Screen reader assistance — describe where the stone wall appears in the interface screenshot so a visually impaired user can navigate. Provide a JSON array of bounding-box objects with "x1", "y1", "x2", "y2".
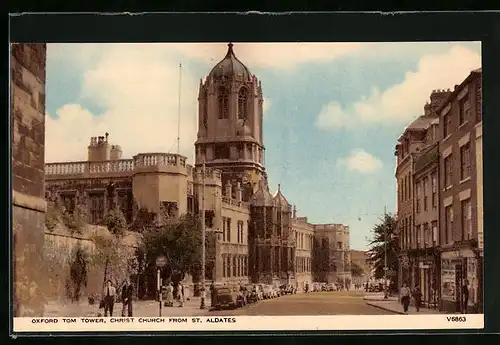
[{"x1": 11, "y1": 43, "x2": 47, "y2": 317}]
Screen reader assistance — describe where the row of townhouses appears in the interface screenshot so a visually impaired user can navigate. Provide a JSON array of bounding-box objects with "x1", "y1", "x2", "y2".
[
  {"x1": 44, "y1": 43, "x2": 352, "y2": 298},
  {"x1": 395, "y1": 68, "x2": 483, "y2": 313}
]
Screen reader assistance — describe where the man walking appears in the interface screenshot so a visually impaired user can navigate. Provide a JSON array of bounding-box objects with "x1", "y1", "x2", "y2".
[
  {"x1": 121, "y1": 279, "x2": 134, "y2": 317},
  {"x1": 400, "y1": 283, "x2": 411, "y2": 314},
  {"x1": 413, "y1": 286, "x2": 422, "y2": 312},
  {"x1": 103, "y1": 280, "x2": 117, "y2": 317}
]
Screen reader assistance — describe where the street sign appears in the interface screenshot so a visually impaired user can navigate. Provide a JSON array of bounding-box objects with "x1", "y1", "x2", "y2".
[{"x1": 156, "y1": 255, "x2": 167, "y2": 268}]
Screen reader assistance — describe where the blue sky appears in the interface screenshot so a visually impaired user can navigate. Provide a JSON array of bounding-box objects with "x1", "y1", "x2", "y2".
[{"x1": 45, "y1": 42, "x2": 481, "y2": 250}]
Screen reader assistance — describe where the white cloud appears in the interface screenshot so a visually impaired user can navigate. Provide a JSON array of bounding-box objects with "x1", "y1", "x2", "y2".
[
  {"x1": 45, "y1": 44, "x2": 199, "y2": 163},
  {"x1": 337, "y1": 149, "x2": 383, "y2": 174},
  {"x1": 316, "y1": 45, "x2": 482, "y2": 131}
]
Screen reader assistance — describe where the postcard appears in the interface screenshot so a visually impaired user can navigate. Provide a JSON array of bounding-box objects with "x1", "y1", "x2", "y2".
[{"x1": 11, "y1": 40, "x2": 483, "y2": 332}]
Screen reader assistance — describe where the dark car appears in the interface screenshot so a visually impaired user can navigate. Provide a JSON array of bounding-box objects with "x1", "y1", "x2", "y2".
[{"x1": 212, "y1": 286, "x2": 239, "y2": 310}]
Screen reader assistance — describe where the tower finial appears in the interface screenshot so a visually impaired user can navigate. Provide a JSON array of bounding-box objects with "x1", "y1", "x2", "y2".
[
  {"x1": 226, "y1": 42, "x2": 234, "y2": 57},
  {"x1": 278, "y1": 183, "x2": 281, "y2": 192}
]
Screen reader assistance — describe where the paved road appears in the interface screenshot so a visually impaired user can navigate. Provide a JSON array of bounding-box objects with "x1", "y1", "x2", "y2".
[{"x1": 212, "y1": 291, "x2": 392, "y2": 315}]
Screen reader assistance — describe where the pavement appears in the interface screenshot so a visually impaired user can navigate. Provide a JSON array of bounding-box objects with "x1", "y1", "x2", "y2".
[
  {"x1": 363, "y1": 292, "x2": 398, "y2": 301},
  {"x1": 44, "y1": 291, "x2": 391, "y2": 317},
  {"x1": 365, "y1": 299, "x2": 447, "y2": 315},
  {"x1": 44, "y1": 297, "x2": 211, "y2": 317}
]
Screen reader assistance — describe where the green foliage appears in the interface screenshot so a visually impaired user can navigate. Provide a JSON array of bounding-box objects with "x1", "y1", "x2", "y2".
[
  {"x1": 68, "y1": 246, "x2": 89, "y2": 302},
  {"x1": 350, "y1": 261, "x2": 365, "y2": 277},
  {"x1": 141, "y1": 213, "x2": 202, "y2": 282},
  {"x1": 45, "y1": 202, "x2": 61, "y2": 232},
  {"x1": 104, "y1": 208, "x2": 127, "y2": 237},
  {"x1": 131, "y1": 207, "x2": 156, "y2": 233},
  {"x1": 61, "y1": 205, "x2": 86, "y2": 234},
  {"x1": 366, "y1": 213, "x2": 399, "y2": 281}
]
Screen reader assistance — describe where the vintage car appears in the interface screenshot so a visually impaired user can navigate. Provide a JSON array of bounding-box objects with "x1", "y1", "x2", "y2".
[{"x1": 212, "y1": 286, "x2": 239, "y2": 310}]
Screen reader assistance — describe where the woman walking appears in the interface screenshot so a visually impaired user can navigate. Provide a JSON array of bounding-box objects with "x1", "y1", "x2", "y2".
[
  {"x1": 177, "y1": 282, "x2": 185, "y2": 307},
  {"x1": 165, "y1": 282, "x2": 174, "y2": 307},
  {"x1": 400, "y1": 283, "x2": 411, "y2": 314}
]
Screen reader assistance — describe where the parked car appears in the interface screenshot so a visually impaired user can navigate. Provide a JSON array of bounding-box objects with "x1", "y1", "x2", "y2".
[
  {"x1": 212, "y1": 286, "x2": 240, "y2": 310},
  {"x1": 273, "y1": 286, "x2": 281, "y2": 298},
  {"x1": 262, "y1": 285, "x2": 274, "y2": 299},
  {"x1": 252, "y1": 284, "x2": 264, "y2": 301}
]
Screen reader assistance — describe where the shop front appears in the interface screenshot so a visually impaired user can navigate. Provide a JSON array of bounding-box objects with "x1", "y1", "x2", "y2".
[
  {"x1": 440, "y1": 248, "x2": 479, "y2": 313},
  {"x1": 418, "y1": 255, "x2": 439, "y2": 309}
]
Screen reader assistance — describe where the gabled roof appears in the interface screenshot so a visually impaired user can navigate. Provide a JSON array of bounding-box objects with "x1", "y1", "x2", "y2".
[
  {"x1": 273, "y1": 184, "x2": 290, "y2": 209},
  {"x1": 249, "y1": 179, "x2": 274, "y2": 207}
]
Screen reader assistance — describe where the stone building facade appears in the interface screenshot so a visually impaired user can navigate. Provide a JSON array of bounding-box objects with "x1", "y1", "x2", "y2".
[
  {"x1": 44, "y1": 43, "x2": 349, "y2": 293},
  {"x1": 313, "y1": 224, "x2": 352, "y2": 287},
  {"x1": 11, "y1": 43, "x2": 47, "y2": 316},
  {"x1": 395, "y1": 68, "x2": 483, "y2": 313}
]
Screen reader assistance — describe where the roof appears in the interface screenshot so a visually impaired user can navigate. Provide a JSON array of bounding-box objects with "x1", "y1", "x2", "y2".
[
  {"x1": 273, "y1": 184, "x2": 290, "y2": 208},
  {"x1": 435, "y1": 67, "x2": 482, "y2": 115},
  {"x1": 208, "y1": 43, "x2": 252, "y2": 81},
  {"x1": 249, "y1": 179, "x2": 274, "y2": 207}
]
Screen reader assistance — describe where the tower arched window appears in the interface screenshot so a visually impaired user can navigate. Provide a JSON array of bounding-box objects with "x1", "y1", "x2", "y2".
[
  {"x1": 202, "y1": 89, "x2": 208, "y2": 128},
  {"x1": 218, "y1": 86, "x2": 229, "y2": 119},
  {"x1": 238, "y1": 87, "x2": 249, "y2": 120}
]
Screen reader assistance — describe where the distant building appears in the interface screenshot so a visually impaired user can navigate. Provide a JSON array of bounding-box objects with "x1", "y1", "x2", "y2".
[
  {"x1": 44, "y1": 43, "x2": 349, "y2": 295},
  {"x1": 350, "y1": 250, "x2": 370, "y2": 286}
]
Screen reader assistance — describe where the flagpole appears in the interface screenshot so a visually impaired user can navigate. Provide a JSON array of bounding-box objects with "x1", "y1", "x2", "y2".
[
  {"x1": 384, "y1": 205, "x2": 388, "y2": 299},
  {"x1": 177, "y1": 63, "x2": 182, "y2": 155}
]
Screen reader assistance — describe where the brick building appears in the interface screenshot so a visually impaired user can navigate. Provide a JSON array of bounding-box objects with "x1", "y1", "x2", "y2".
[
  {"x1": 44, "y1": 43, "x2": 349, "y2": 294},
  {"x1": 395, "y1": 68, "x2": 483, "y2": 314},
  {"x1": 438, "y1": 68, "x2": 482, "y2": 313},
  {"x1": 11, "y1": 44, "x2": 47, "y2": 316}
]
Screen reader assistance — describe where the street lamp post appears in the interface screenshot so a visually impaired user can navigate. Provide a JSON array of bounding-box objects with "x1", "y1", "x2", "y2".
[
  {"x1": 200, "y1": 162, "x2": 206, "y2": 310},
  {"x1": 384, "y1": 206, "x2": 389, "y2": 299}
]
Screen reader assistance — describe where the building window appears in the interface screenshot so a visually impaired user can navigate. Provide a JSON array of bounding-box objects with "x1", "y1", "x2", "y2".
[
  {"x1": 444, "y1": 155, "x2": 452, "y2": 188},
  {"x1": 222, "y1": 256, "x2": 227, "y2": 277},
  {"x1": 416, "y1": 225, "x2": 421, "y2": 248},
  {"x1": 445, "y1": 205, "x2": 453, "y2": 244},
  {"x1": 416, "y1": 182, "x2": 421, "y2": 213},
  {"x1": 423, "y1": 178, "x2": 428, "y2": 211},
  {"x1": 337, "y1": 241, "x2": 342, "y2": 250},
  {"x1": 218, "y1": 86, "x2": 229, "y2": 119},
  {"x1": 443, "y1": 111, "x2": 451, "y2": 138},
  {"x1": 460, "y1": 143, "x2": 471, "y2": 180},
  {"x1": 202, "y1": 89, "x2": 208, "y2": 128},
  {"x1": 432, "y1": 220, "x2": 438, "y2": 246},
  {"x1": 432, "y1": 173, "x2": 437, "y2": 208},
  {"x1": 214, "y1": 143, "x2": 230, "y2": 160},
  {"x1": 461, "y1": 198, "x2": 472, "y2": 240},
  {"x1": 423, "y1": 223, "x2": 430, "y2": 247},
  {"x1": 89, "y1": 192, "x2": 104, "y2": 224},
  {"x1": 226, "y1": 256, "x2": 231, "y2": 277},
  {"x1": 222, "y1": 217, "x2": 226, "y2": 242},
  {"x1": 226, "y1": 218, "x2": 231, "y2": 242},
  {"x1": 459, "y1": 95, "x2": 470, "y2": 125},
  {"x1": 238, "y1": 87, "x2": 249, "y2": 120},
  {"x1": 237, "y1": 220, "x2": 244, "y2": 243},
  {"x1": 232, "y1": 256, "x2": 237, "y2": 277}
]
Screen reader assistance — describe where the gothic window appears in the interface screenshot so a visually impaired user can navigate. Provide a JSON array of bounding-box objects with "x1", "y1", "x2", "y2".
[
  {"x1": 61, "y1": 193, "x2": 76, "y2": 214},
  {"x1": 89, "y1": 192, "x2": 105, "y2": 224},
  {"x1": 202, "y1": 89, "x2": 208, "y2": 128},
  {"x1": 117, "y1": 190, "x2": 132, "y2": 223},
  {"x1": 238, "y1": 87, "x2": 249, "y2": 120},
  {"x1": 218, "y1": 86, "x2": 229, "y2": 119}
]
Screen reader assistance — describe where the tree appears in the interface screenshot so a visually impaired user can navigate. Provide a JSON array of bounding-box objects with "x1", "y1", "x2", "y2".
[
  {"x1": 366, "y1": 213, "x2": 399, "y2": 286},
  {"x1": 350, "y1": 261, "x2": 364, "y2": 277},
  {"x1": 68, "y1": 245, "x2": 89, "y2": 302},
  {"x1": 140, "y1": 213, "x2": 202, "y2": 284},
  {"x1": 104, "y1": 208, "x2": 127, "y2": 237}
]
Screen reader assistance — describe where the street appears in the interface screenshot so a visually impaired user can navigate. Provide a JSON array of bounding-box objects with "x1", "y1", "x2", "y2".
[
  {"x1": 44, "y1": 291, "x2": 392, "y2": 317},
  {"x1": 213, "y1": 291, "x2": 391, "y2": 316}
]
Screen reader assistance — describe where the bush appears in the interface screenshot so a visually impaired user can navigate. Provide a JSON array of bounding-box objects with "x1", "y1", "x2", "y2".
[
  {"x1": 104, "y1": 208, "x2": 127, "y2": 237},
  {"x1": 62, "y1": 205, "x2": 86, "y2": 234},
  {"x1": 45, "y1": 202, "x2": 61, "y2": 232}
]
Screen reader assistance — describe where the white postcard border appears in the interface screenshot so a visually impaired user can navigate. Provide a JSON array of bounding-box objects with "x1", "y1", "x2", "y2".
[{"x1": 13, "y1": 314, "x2": 484, "y2": 332}]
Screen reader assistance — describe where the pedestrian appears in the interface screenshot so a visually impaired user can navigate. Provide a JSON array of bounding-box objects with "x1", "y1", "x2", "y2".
[
  {"x1": 102, "y1": 280, "x2": 117, "y2": 317},
  {"x1": 121, "y1": 279, "x2": 134, "y2": 317},
  {"x1": 412, "y1": 286, "x2": 422, "y2": 312},
  {"x1": 462, "y1": 280, "x2": 469, "y2": 314},
  {"x1": 400, "y1": 283, "x2": 411, "y2": 314},
  {"x1": 165, "y1": 282, "x2": 174, "y2": 307},
  {"x1": 177, "y1": 282, "x2": 185, "y2": 307},
  {"x1": 365, "y1": 282, "x2": 369, "y2": 292}
]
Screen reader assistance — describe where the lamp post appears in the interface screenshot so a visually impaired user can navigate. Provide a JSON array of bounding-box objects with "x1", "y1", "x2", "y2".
[
  {"x1": 384, "y1": 206, "x2": 389, "y2": 299},
  {"x1": 200, "y1": 162, "x2": 206, "y2": 310}
]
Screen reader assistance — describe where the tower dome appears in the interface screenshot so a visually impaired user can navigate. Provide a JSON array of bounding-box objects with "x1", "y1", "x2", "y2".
[{"x1": 208, "y1": 43, "x2": 252, "y2": 81}]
